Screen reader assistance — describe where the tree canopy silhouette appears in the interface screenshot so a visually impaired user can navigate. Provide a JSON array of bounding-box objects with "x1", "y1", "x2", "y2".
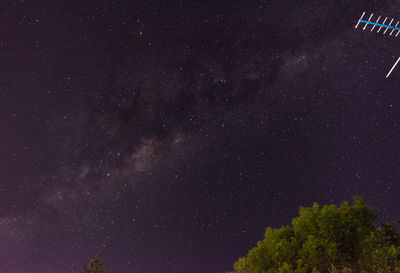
[
  {"x1": 83, "y1": 254, "x2": 105, "y2": 273},
  {"x1": 227, "y1": 196, "x2": 400, "y2": 273}
]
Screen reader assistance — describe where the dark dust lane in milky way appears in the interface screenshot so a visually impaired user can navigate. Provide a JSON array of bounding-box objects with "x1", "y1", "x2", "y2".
[{"x1": 2, "y1": 0, "x2": 400, "y2": 272}]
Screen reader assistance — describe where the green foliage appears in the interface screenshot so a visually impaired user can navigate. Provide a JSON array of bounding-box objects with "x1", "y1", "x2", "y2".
[
  {"x1": 83, "y1": 254, "x2": 105, "y2": 273},
  {"x1": 245, "y1": 226, "x2": 301, "y2": 273},
  {"x1": 228, "y1": 196, "x2": 400, "y2": 273}
]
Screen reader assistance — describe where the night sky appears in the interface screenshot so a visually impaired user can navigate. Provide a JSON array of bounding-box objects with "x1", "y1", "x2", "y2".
[{"x1": 2, "y1": 0, "x2": 400, "y2": 272}]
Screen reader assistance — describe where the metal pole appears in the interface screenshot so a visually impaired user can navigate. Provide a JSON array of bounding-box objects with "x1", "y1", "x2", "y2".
[
  {"x1": 386, "y1": 56, "x2": 400, "y2": 78},
  {"x1": 355, "y1": 12, "x2": 366, "y2": 28}
]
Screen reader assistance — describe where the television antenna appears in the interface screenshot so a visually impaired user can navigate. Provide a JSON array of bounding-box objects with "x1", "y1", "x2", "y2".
[{"x1": 355, "y1": 12, "x2": 400, "y2": 78}]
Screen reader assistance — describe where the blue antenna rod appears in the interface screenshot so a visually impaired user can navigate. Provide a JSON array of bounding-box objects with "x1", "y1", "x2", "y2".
[
  {"x1": 354, "y1": 12, "x2": 400, "y2": 78},
  {"x1": 359, "y1": 19, "x2": 400, "y2": 30}
]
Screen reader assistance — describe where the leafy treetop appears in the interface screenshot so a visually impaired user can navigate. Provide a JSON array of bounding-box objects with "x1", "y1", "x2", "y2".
[{"x1": 228, "y1": 196, "x2": 400, "y2": 273}]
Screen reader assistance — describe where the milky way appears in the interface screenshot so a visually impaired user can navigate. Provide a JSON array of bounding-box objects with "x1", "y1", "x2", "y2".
[{"x1": 2, "y1": 0, "x2": 400, "y2": 272}]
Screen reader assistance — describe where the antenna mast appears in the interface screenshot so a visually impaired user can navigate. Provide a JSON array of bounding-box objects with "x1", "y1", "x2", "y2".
[{"x1": 355, "y1": 12, "x2": 400, "y2": 78}]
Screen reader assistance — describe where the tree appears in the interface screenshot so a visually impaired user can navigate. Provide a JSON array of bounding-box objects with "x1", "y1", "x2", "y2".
[
  {"x1": 83, "y1": 254, "x2": 105, "y2": 273},
  {"x1": 228, "y1": 196, "x2": 400, "y2": 273}
]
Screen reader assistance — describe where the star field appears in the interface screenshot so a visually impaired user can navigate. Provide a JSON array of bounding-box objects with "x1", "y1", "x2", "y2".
[{"x1": 1, "y1": 0, "x2": 400, "y2": 272}]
